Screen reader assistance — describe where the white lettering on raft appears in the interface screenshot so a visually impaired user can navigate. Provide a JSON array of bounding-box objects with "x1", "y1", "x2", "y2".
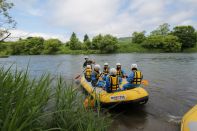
[{"x1": 110, "y1": 95, "x2": 126, "y2": 101}]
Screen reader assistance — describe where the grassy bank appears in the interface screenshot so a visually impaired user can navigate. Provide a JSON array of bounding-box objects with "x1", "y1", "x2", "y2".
[
  {"x1": 183, "y1": 45, "x2": 197, "y2": 53},
  {"x1": 0, "y1": 67, "x2": 111, "y2": 130}
]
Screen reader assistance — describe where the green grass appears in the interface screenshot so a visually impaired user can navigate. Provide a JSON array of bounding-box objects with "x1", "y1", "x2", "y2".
[
  {"x1": 116, "y1": 41, "x2": 163, "y2": 53},
  {"x1": 0, "y1": 67, "x2": 111, "y2": 131},
  {"x1": 183, "y1": 45, "x2": 197, "y2": 53},
  {"x1": 60, "y1": 46, "x2": 100, "y2": 54}
]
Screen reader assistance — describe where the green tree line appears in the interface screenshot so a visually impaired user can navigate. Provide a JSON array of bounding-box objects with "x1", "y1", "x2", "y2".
[
  {"x1": 131, "y1": 23, "x2": 197, "y2": 52},
  {"x1": 1, "y1": 23, "x2": 197, "y2": 55}
]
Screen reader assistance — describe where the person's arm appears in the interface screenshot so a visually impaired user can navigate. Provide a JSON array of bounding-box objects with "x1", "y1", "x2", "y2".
[
  {"x1": 126, "y1": 73, "x2": 134, "y2": 82},
  {"x1": 122, "y1": 69, "x2": 127, "y2": 77},
  {"x1": 83, "y1": 61, "x2": 87, "y2": 68},
  {"x1": 118, "y1": 77, "x2": 122, "y2": 84},
  {"x1": 105, "y1": 77, "x2": 110, "y2": 92}
]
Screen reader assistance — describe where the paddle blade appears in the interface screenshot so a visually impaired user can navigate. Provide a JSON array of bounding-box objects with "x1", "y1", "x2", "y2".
[
  {"x1": 142, "y1": 80, "x2": 149, "y2": 86},
  {"x1": 75, "y1": 75, "x2": 81, "y2": 79}
]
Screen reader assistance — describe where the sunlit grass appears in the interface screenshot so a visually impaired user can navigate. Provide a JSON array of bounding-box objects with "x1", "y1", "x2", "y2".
[{"x1": 0, "y1": 67, "x2": 111, "y2": 131}]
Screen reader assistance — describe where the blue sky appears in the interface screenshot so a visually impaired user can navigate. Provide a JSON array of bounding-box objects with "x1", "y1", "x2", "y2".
[{"x1": 9, "y1": 0, "x2": 197, "y2": 42}]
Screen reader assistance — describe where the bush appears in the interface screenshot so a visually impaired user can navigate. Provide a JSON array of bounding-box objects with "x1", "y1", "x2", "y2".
[
  {"x1": 172, "y1": 25, "x2": 197, "y2": 49},
  {"x1": 43, "y1": 39, "x2": 62, "y2": 54},
  {"x1": 142, "y1": 35, "x2": 164, "y2": 49},
  {"x1": 131, "y1": 31, "x2": 146, "y2": 44},
  {"x1": 142, "y1": 35, "x2": 182, "y2": 52},
  {"x1": 162, "y1": 35, "x2": 182, "y2": 52},
  {"x1": 98, "y1": 34, "x2": 118, "y2": 53}
]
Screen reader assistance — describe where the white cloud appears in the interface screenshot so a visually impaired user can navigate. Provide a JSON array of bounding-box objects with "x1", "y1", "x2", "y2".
[
  {"x1": 10, "y1": 0, "x2": 197, "y2": 38},
  {"x1": 8, "y1": 29, "x2": 68, "y2": 42}
]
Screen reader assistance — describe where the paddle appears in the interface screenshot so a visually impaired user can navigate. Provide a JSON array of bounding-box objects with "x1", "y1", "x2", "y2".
[
  {"x1": 75, "y1": 69, "x2": 86, "y2": 79},
  {"x1": 141, "y1": 80, "x2": 149, "y2": 86}
]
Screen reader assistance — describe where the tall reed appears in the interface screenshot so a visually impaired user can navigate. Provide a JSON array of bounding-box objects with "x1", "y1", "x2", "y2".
[{"x1": 0, "y1": 67, "x2": 111, "y2": 131}]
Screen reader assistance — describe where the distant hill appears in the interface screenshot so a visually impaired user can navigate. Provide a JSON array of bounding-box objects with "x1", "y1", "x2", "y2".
[{"x1": 118, "y1": 37, "x2": 132, "y2": 42}]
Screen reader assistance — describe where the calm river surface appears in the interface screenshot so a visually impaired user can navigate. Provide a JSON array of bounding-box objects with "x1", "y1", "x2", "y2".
[{"x1": 1, "y1": 53, "x2": 197, "y2": 131}]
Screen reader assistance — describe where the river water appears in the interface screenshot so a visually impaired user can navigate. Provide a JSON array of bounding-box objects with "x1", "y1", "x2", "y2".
[{"x1": 1, "y1": 53, "x2": 197, "y2": 131}]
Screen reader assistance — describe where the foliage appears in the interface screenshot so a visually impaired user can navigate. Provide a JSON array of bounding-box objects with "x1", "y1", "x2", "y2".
[
  {"x1": 83, "y1": 34, "x2": 92, "y2": 50},
  {"x1": 0, "y1": 0, "x2": 16, "y2": 41},
  {"x1": 142, "y1": 35, "x2": 164, "y2": 49},
  {"x1": 69, "y1": 32, "x2": 81, "y2": 50},
  {"x1": 0, "y1": 67, "x2": 111, "y2": 131},
  {"x1": 43, "y1": 39, "x2": 62, "y2": 54},
  {"x1": 92, "y1": 34, "x2": 102, "y2": 49},
  {"x1": 162, "y1": 35, "x2": 182, "y2": 52},
  {"x1": 142, "y1": 35, "x2": 182, "y2": 52},
  {"x1": 83, "y1": 34, "x2": 89, "y2": 42},
  {"x1": 98, "y1": 34, "x2": 118, "y2": 53},
  {"x1": 131, "y1": 31, "x2": 146, "y2": 44},
  {"x1": 24, "y1": 37, "x2": 44, "y2": 55},
  {"x1": 172, "y1": 25, "x2": 197, "y2": 49},
  {"x1": 151, "y1": 23, "x2": 170, "y2": 36}
]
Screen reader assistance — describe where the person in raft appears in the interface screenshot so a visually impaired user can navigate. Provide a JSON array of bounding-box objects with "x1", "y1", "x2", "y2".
[
  {"x1": 83, "y1": 56, "x2": 95, "y2": 68},
  {"x1": 105, "y1": 68, "x2": 122, "y2": 93},
  {"x1": 102, "y1": 62, "x2": 110, "y2": 81},
  {"x1": 84, "y1": 65, "x2": 92, "y2": 82},
  {"x1": 116, "y1": 63, "x2": 126, "y2": 78},
  {"x1": 122, "y1": 64, "x2": 143, "y2": 90},
  {"x1": 91, "y1": 64, "x2": 103, "y2": 87}
]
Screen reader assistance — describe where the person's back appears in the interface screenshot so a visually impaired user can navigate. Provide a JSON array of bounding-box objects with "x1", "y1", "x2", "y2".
[
  {"x1": 105, "y1": 68, "x2": 120, "y2": 93},
  {"x1": 102, "y1": 62, "x2": 110, "y2": 81},
  {"x1": 83, "y1": 56, "x2": 94, "y2": 68},
  {"x1": 85, "y1": 65, "x2": 92, "y2": 82},
  {"x1": 122, "y1": 64, "x2": 143, "y2": 90},
  {"x1": 116, "y1": 63, "x2": 126, "y2": 78},
  {"x1": 91, "y1": 64, "x2": 101, "y2": 87}
]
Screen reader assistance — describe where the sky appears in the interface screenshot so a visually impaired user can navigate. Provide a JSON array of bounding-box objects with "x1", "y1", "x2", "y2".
[{"x1": 8, "y1": 0, "x2": 197, "y2": 42}]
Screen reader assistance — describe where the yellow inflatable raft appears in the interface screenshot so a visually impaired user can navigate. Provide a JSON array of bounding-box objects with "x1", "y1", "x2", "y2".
[
  {"x1": 80, "y1": 76, "x2": 149, "y2": 105},
  {"x1": 181, "y1": 105, "x2": 197, "y2": 131}
]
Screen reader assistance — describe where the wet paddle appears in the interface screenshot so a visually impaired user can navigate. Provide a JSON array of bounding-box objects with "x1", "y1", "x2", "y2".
[
  {"x1": 141, "y1": 80, "x2": 149, "y2": 86},
  {"x1": 75, "y1": 69, "x2": 86, "y2": 79}
]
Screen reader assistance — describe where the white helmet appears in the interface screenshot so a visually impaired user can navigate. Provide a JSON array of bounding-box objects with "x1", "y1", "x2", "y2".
[
  {"x1": 94, "y1": 64, "x2": 100, "y2": 70},
  {"x1": 104, "y1": 62, "x2": 108, "y2": 66},
  {"x1": 116, "y1": 63, "x2": 121, "y2": 66},
  {"x1": 110, "y1": 68, "x2": 117, "y2": 75},
  {"x1": 84, "y1": 56, "x2": 89, "y2": 59},
  {"x1": 131, "y1": 64, "x2": 138, "y2": 69},
  {"x1": 86, "y1": 65, "x2": 91, "y2": 68}
]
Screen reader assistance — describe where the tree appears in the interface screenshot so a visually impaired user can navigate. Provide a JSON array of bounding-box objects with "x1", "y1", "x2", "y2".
[
  {"x1": 43, "y1": 39, "x2": 62, "y2": 54},
  {"x1": 92, "y1": 34, "x2": 102, "y2": 49},
  {"x1": 24, "y1": 37, "x2": 44, "y2": 55},
  {"x1": 83, "y1": 34, "x2": 89, "y2": 42},
  {"x1": 162, "y1": 35, "x2": 182, "y2": 52},
  {"x1": 132, "y1": 31, "x2": 146, "y2": 44},
  {"x1": 82, "y1": 34, "x2": 91, "y2": 49},
  {"x1": 142, "y1": 35, "x2": 164, "y2": 49},
  {"x1": 172, "y1": 25, "x2": 197, "y2": 49},
  {"x1": 0, "y1": 0, "x2": 16, "y2": 41},
  {"x1": 151, "y1": 23, "x2": 170, "y2": 36},
  {"x1": 142, "y1": 35, "x2": 182, "y2": 52},
  {"x1": 69, "y1": 32, "x2": 81, "y2": 50},
  {"x1": 98, "y1": 34, "x2": 118, "y2": 53}
]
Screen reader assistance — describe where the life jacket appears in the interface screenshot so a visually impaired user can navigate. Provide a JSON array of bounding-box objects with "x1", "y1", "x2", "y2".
[
  {"x1": 93, "y1": 70, "x2": 100, "y2": 80},
  {"x1": 109, "y1": 75, "x2": 119, "y2": 91},
  {"x1": 103, "y1": 67, "x2": 109, "y2": 75},
  {"x1": 116, "y1": 69, "x2": 123, "y2": 77},
  {"x1": 132, "y1": 70, "x2": 143, "y2": 85},
  {"x1": 85, "y1": 68, "x2": 92, "y2": 78}
]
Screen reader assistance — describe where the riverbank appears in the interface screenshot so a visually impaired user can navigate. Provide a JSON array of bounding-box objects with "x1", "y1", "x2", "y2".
[
  {"x1": 1, "y1": 40, "x2": 197, "y2": 56},
  {"x1": 0, "y1": 67, "x2": 111, "y2": 130}
]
